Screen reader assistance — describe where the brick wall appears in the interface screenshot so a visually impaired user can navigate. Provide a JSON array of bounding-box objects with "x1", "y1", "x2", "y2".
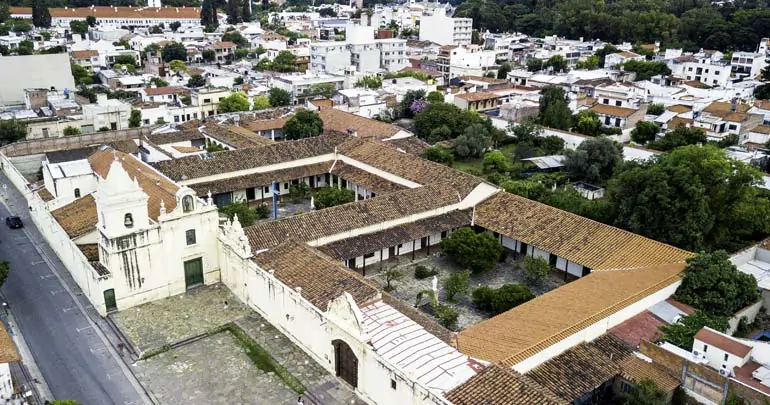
[{"x1": 640, "y1": 341, "x2": 686, "y2": 378}]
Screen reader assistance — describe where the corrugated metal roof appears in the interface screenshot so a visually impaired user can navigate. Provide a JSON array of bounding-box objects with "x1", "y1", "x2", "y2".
[
  {"x1": 361, "y1": 301, "x2": 478, "y2": 393},
  {"x1": 521, "y1": 155, "x2": 565, "y2": 169}
]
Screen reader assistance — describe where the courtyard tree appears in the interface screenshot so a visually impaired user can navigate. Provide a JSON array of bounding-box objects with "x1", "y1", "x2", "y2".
[
  {"x1": 382, "y1": 268, "x2": 404, "y2": 292},
  {"x1": 440, "y1": 228, "x2": 503, "y2": 273},
  {"x1": 200, "y1": 0, "x2": 218, "y2": 31},
  {"x1": 219, "y1": 202, "x2": 256, "y2": 227},
  {"x1": 69, "y1": 20, "x2": 89, "y2": 36},
  {"x1": 564, "y1": 136, "x2": 622, "y2": 184},
  {"x1": 218, "y1": 92, "x2": 250, "y2": 113},
  {"x1": 398, "y1": 89, "x2": 426, "y2": 118},
  {"x1": 284, "y1": 110, "x2": 323, "y2": 140},
  {"x1": 128, "y1": 109, "x2": 142, "y2": 128},
  {"x1": 455, "y1": 124, "x2": 492, "y2": 158},
  {"x1": 169, "y1": 21, "x2": 181, "y2": 32},
  {"x1": 222, "y1": 30, "x2": 249, "y2": 48},
  {"x1": 674, "y1": 251, "x2": 760, "y2": 317},
  {"x1": 538, "y1": 86, "x2": 572, "y2": 130},
  {"x1": 660, "y1": 311, "x2": 729, "y2": 349},
  {"x1": 647, "y1": 125, "x2": 707, "y2": 151},
  {"x1": 267, "y1": 88, "x2": 291, "y2": 107},
  {"x1": 630, "y1": 121, "x2": 659, "y2": 145},
  {"x1": 32, "y1": 0, "x2": 51, "y2": 28},
  {"x1": 169, "y1": 59, "x2": 187, "y2": 72},
  {"x1": 252, "y1": 95, "x2": 270, "y2": 110},
  {"x1": 161, "y1": 42, "x2": 187, "y2": 63},
  {"x1": 288, "y1": 182, "x2": 310, "y2": 202},
  {"x1": 413, "y1": 102, "x2": 486, "y2": 141},
  {"x1": 442, "y1": 270, "x2": 471, "y2": 302},
  {"x1": 313, "y1": 187, "x2": 355, "y2": 209},
  {"x1": 523, "y1": 256, "x2": 550, "y2": 285},
  {"x1": 472, "y1": 284, "x2": 535, "y2": 315},
  {"x1": 201, "y1": 49, "x2": 216, "y2": 62}
]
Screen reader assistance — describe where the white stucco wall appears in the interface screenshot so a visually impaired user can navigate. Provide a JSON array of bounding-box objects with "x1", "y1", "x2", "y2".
[{"x1": 0, "y1": 363, "x2": 12, "y2": 400}]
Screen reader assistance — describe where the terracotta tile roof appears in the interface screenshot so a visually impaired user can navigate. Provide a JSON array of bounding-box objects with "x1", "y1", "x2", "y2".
[
  {"x1": 456, "y1": 263, "x2": 686, "y2": 366},
  {"x1": 11, "y1": 6, "x2": 201, "y2": 19},
  {"x1": 245, "y1": 183, "x2": 463, "y2": 251},
  {"x1": 202, "y1": 122, "x2": 275, "y2": 149},
  {"x1": 668, "y1": 116, "x2": 693, "y2": 128},
  {"x1": 252, "y1": 240, "x2": 379, "y2": 310},
  {"x1": 318, "y1": 209, "x2": 471, "y2": 261},
  {"x1": 618, "y1": 51, "x2": 641, "y2": 58},
  {"x1": 243, "y1": 117, "x2": 290, "y2": 132},
  {"x1": 148, "y1": 129, "x2": 204, "y2": 145},
  {"x1": 153, "y1": 133, "x2": 349, "y2": 181},
  {"x1": 525, "y1": 342, "x2": 619, "y2": 402},
  {"x1": 733, "y1": 361, "x2": 770, "y2": 396},
  {"x1": 70, "y1": 50, "x2": 98, "y2": 59},
  {"x1": 338, "y1": 137, "x2": 484, "y2": 197},
  {"x1": 591, "y1": 103, "x2": 638, "y2": 118},
  {"x1": 609, "y1": 311, "x2": 665, "y2": 348},
  {"x1": 458, "y1": 75, "x2": 508, "y2": 85},
  {"x1": 189, "y1": 162, "x2": 330, "y2": 195},
  {"x1": 703, "y1": 101, "x2": 751, "y2": 115},
  {"x1": 590, "y1": 334, "x2": 680, "y2": 392},
  {"x1": 723, "y1": 112, "x2": 750, "y2": 122},
  {"x1": 211, "y1": 41, "x2": 236, "y2": 49},
  {"x1": 330, "y1": 162, "x2": 408, "y2": 195},
  {"x1": 319, "y1": 109, "x2": 404, "y2": 140},
  {"x1": 474, "y1": 192, "x2": 692, "y2": 270},
  {"x1": 172, "y1": 145, "x2": 202, "y2": 153},
  {"x1": 52, "y1": 194, "x2": 98, "y2": 239},
  {"x1": 89, "y1": 149, "x2": 179, "y2": 220},
  {"x1": 383, "y1": 136, "x2": 430, "y2": 155},
  {"x1": 752, "y1": 125, "x2": 770, "y2": 135},
  {"x1": 694, "y1": 327, "x2": 752, "y2": 357},
  {"x1": 666, "y1": 298, "x2": 695, "y2": 315},
  {"x1": 0, "y1": 325, "x2": 20, "y2": 364},
  {"x1": 445, "y1": 365, "x2": 567, "y2": 405},
  {"x1": 455, "y1": 91, "x2": 498, "y2": 102},
  {"x1": 37, "y1": 188, "x2": 54, "y2": 202},
  {"x1": 144, "y1": 87, "x2": 189, "y2": 97},
  {"x1": 666, "y1": 104, "x2": 691, "y2": 113},
  {"x1": 78, "y1": 244, "x2": 99, "y2": 261},
  {"x1": 260, "y1": 31, "x2": 288, "y2": 42}
]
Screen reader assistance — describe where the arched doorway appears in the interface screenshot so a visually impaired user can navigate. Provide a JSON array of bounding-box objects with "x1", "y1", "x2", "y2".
[{"x1": 333, "y1": 339, "x2": 358, "y2": 388}]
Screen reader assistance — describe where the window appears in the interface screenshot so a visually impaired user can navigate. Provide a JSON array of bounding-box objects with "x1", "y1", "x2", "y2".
[
  {"x1": 74, "y1": 188, "x2": 81, "y2": 198},
  {"x1": 615, "y1": 100, "x2": 621, "y2": 107},
  {"x1": 182, "y1": 195, "x2": 194, "y2": 213},
  {"x1": 391, "y1": 379, "x2": 397, "y2": 390},
  {"x1": 615, "y1": 118, "x2": 621, "y2": 127},
  {"x1": 42, "y1": 128, "x2": 49, "y2": 137},
  {"x1": 724, "y1": 353, "x2": 729, "y2": 361},
  {"x1": 703, "y1": 344, "x2": 708, "y2": 352},
  {"x1": 364, "y1": 252, "x2": 375, "y2": 259},
  {"x1": 186, "y1": 229, "x2": 196, "y2": 245},
  {"x1": 143, "y1": 119, "x2": 150, "y2": 125},
  {"x1": 124, "y1": 213, "x2": 134, "y2": 228},
  {"x1": 284, "y1": 182, "x2": 289, "y2": 190},
  {"x1": 203, "y1": 98, "x2": 211, "y2": 103},
  {"x1": 729, "y1": 124, "x2": 737, "y2": 130},
  {"x1": 603, "y1": 99, "x2": 609, "y2": 104}
]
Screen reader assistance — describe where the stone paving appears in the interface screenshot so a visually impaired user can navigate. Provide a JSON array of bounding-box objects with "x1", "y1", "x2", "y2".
[
  {"x1": 371, "y1": 253, "x2": 566, "y2": 330},
  {"x1": 133, "y1": 332, "x2": 299, "y2": 405},
  {"x1": 111, "y1": 284, "x2": 251, "y2": 353},
  {"x1": 236, "y1": 314, "x2": 367, "y2": 405}
]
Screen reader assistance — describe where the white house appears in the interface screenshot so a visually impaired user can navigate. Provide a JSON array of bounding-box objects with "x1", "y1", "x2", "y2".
[
  {"x1": 418, "y1": 11, "x2": 472, "y2": 46},
  {"x1": 693, "y1": 327, "x2": 752, "y2": 376},
  {"x1": 605, "y1": 51, "x2": 645, "y2": 69}
]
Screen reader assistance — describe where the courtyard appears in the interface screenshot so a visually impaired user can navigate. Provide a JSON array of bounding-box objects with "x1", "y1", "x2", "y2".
[{"x1": 371, "y1": 252, "x2": 566, "y2": 330}]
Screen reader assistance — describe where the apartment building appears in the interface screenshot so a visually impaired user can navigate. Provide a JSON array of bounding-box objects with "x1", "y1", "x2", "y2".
[
  {"x1": 731, "y1": 51, "x2": 766, "y2": 78},
  {"x1": 437, "y1": 44, "x2": 498, "y2": 79},
  {"x1": 310, "y1": 25, "x2": 406, "y2": 73},
  {"x1": 418, "y1": 12, "x2": 472, "y2": 46}
]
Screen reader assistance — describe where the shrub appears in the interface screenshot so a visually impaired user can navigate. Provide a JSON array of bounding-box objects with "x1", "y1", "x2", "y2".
[
  {"x1": 442, "y1": 270, "x2": 471, "y2": 302},
  {"x1": 647, "y1": 103, "x2": 665, "y2": 116},
  {"x1": 433, "y1": 304, "x2": 458, "y2": 329},
  {"x1": 414, "y1": 265, "x2": 439, "y2": 279},
  {"x1": 524, "y1": 256, "x2": 551, "y2": 285},
  {"x1": 254, "y1": 204, "x2": 270, "y2": 220},
  {"x1": 440, "y1": 228, "x2": 504, "y2": 273},
  {"x1": 472, "y1": 284, "x2": 535, "y2": 315}
]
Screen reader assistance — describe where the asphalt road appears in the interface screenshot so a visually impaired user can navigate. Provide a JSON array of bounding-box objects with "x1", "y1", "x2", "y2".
[{"x1": 0, "y1": 172, "x2": 149, "y2": 405}]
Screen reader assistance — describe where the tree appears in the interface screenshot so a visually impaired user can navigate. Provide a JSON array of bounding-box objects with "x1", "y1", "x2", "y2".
[
  {"x1": 620, "y1": 379, "x2": 668, "y2": 405},
  {"x1": 755, "y1": 84, "x2": 770, "y2": 100},
  {"x1": 595, "y1": 45, "x2": 619, "y2": 68},
  {"x1": 149, "y1": 25, "x2": 163, "y2": 34},
  {"x1": 538, "y1": 87, "x2": 572, "y2": 130},
  {"x1": 149, "y1": 77, "x2": 168, "y2": 87},
  {"x1": 71, "y1": 63, "x2": 92, "y2": 85},
  {"x1": 523, "y1": 256, "x2": 550, "y2": 285},
  {"x1": 440, "y1": 228, "x2": 503, "y2": 273},
  {"x1": 399, "y1": 89, "x2": 426, "y2": 119},
  {"x1": 169, "y1": 59, "x2": 187, "y2": 72},
  {"x1": 0, "y1": 119, "x2": 27, "y2": 145},
  {"x1": 497, "y1": 62, "x2": 512, "y2": 79},
  {"x1": 674, "y1": 251, "x2": 760, "y2": 317},
  {"x1": 32, "y1": 0, "x2": 51, "y2": 28},
  {"x1": 16, "y1": 40, "x2": 33, "y2": 55},
  {"x1": 610, "y1": 145, "x2": 770, "y2": 252},
  {"x1": 660, "y1": 311, "x2": 729, "y2": 349},
  {"x1": 219, "y1": 202, "x2": 256, "y2": 227},
  {"x1": 622, "y1": 60, "x2": 672, "y2": 81},
  {"x1": 63, "y1": 126, "x2": 81, "y2": 136},
  {"x1": 318, "y1": 7, "x2": 337, "y2": 17},
  {"x1": 161, "y1": 42, "x2": 187, "y2": 63},
  {"x1": 288, "y1": 181, "x2": 310, "y2": 202},
  {"x1": 630, "y1": 121, "x2": 659, "y2": 144},
  {"x1": 544, "y1": 55, "x2": 567, "y2": 72},
  {"x1": 564, "y1": 137, "x2": 622, "y2": 184},
  {"x1": 0, "y1": 261, "x2": 9, "y2": 288},
  {"x1": 576, "y1": 55, "x2": 599, "y2": 69},
  {"x1": 455, "y1": 124, "x2": 492, "y2": 158},
  {"x1": 422, "y1": 146, "x2": 454, "y2": 166},
  {"x1": 252, "y1": 95, "x2": 270, "y2": 110},
  {"x1": 69, "y1": 20, "x2": 88, "y2": 36},
  {"x1": 482, "y1": 150, "x2": 509, "y2": 173},
  {"x1": 413, "y1": 102, "x2": 485, "y2": 141},
  {"x1": 187, "y1": 74, "x2": 206, "y2": 88},
  {"x1": 314, "y1": 187, "x2": 355, "y2": 209},
  {"x1": 0, "y1": 3, "x2": 10, "y2": 22},
  {"x1": 426, "y1": 91, "x2": 444, "y2": 103},
  {"x1": 268, "y1": 88, "x2": 291, "y2": 107},
  {"x1": 355, "y1": 76, "x2": 382, "y2": 89},
  {"x1": 648, "y1": 125, "x2": 706, "y2": 151},
  {"x1": 218, "y1": 92, "x2": 250, "y2": 113},
  {"x1": 241, "y1": 0, "x2": 251, "y2": 22},
  {"x1": 527, "y1": 58, "x2": 543, "y2": 72},
  {"x1": 574, "y1": 109, "x2": 602, "y2": 136},
  {"x1": 273, "y1": 50, "x2": 297, "y2": 72},
  {"x1": 113, "y1": 54, "x2": 137, "y2": 67},
  {"x1": 443, "y1": 270, "x2": 471, "y2": 302},
  {"x1": 284, "y1": 110, "x2": 323, "y2": 140},
  {"x1": 539, "y1": 136, "x2": 565, "y2": 154},
  {"x1": 646, "y1": 103, "x2": 665, "y2": 116},
  {"x1": 128, "y1": 109, "x2": 142, "y2": 128},
  {"x1": 227, "y1": 0, "x2": 242, "y2": 24},
  {"x1": 169, "y1": 21, "x2": 181, "y2": 32},
  {"x1": 222, "y1": 31, "x2": 249, "y2": 49},
  {"x1": 305, "y1": 83, "x2": 336, "y2": 99},
  {"x1": 202, "y1": 49, "x2": 216, "y2": 62},
  {"x1": 200, "y1": 0, "x2": 219, "y2": 31},
  {"x1": 472, "y1": 284, "x2": 534, "y2": 315},
  {"x1": 383, "y1": 269, "x2": 404, "y2": 292}
]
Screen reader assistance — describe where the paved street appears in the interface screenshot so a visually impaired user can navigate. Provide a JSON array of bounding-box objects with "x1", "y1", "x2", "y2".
[{"x1": 0, "y1": 172, "x2": 149, "y2": 405}]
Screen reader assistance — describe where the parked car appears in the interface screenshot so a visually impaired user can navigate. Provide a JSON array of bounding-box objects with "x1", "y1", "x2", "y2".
[{"x1": 5, "y1": 216, "x2": 22, "y2": 229}]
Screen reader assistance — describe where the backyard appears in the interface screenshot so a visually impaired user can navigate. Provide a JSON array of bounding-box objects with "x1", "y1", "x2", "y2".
[{"x1": 371, "y1": 252, "x2": 566, "y2": 330}]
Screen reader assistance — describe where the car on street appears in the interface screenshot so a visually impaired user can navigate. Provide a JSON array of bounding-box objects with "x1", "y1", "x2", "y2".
[{"x1": 5, "y1": 216, "x2": 23, "y2": 229}]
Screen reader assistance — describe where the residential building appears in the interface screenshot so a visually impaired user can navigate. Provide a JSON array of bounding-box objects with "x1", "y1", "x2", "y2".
[
  {"x1": 731, "y1": 51, "x2": 766, "y2": 78},
  {"x1": 436, "y1": 45, "x2": 498, "y2": 80},
  {"x1": 605, "y1": 50, "x2": 645, "y2": 68},
  {"x1": 208, "y1": 41, "x2": 237, "y2": 63},
  {"x1": 82, "y1": 94, "x2": 132, "y2": 131},
  {"x1": 590, "y1": 103, "x2": 647, "y2": 131},
  {"x1": 271, "y1": 73, "x2": 345, "y2": 105},
  {"x1": 9, "y1": 6, "x2": 201, "y2": 29},
  {"x1": 309, "y1": 25, "x2": 407, "y2": 73},
  {"x1": 418, "y1": 12, "x2": 472, "y2": 46},
  {"x1": 694, "y1": 101, "x2": 764, "y2": 141},
  {"x1": 140, "y1": 87, "x2": 189, "y2": 104},
  {"x1": 190, "y1": 88, "x2": 232, "y2": 117},
  {"x1": 667, "y1": 52, "x2": 732, "y2": 88},
  {"x1": 70, "y1": 50, "x2": 101, "y2": 72}
]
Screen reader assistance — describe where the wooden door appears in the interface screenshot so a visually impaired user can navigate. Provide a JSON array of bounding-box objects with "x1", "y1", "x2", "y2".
[
  {"x1": 184, "y1": 258, "x2": 204, "y2": 289},
  {"x1": 103, "y1": 289, "x2": 117, "y2": 313},
  {"x1": 334, "y1": 340, "x2": 358, "y2": 388}
]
